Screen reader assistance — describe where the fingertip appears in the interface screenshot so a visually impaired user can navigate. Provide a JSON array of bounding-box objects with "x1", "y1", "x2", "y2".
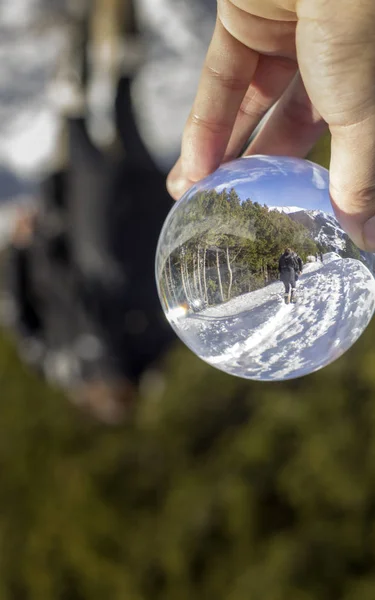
[
  {"x1": 329, "y1": 121, "x2": 375, "y2": 251},
  {"x1": 166, "y1": 175, "x2": 193, "y2": 201},
  {"x1": 166, "y1": 159, "x2": 193, "y2": 200},
  {"x1": 330, "y1": 184, "x2": 375, "y2": 252},
  {"x1": 181, "y1": 126, "x2": 227, "y2": 185}
]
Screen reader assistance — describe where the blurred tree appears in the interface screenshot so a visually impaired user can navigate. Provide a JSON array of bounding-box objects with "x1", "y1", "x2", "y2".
[
  {"x1": 2, "y1": 110, "x2": 375, "y2": 600},
  {"x1": 342, "y1": 237, "x2": 362, "y2": 261},
  {"x1": 1, "y1": 297, "x2": 375, "y2": 600}
]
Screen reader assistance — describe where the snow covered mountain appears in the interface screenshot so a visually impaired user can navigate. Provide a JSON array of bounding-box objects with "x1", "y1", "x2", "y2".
[
  {"x1": 269, "y1": 206, "x2": 305, "y2": 214},
  {"x1": 270, "y1": 206, "x2": 375, "y2": 276},
  {"x1": 271, "y1": 206, "x2": 347, "y2": 253}
]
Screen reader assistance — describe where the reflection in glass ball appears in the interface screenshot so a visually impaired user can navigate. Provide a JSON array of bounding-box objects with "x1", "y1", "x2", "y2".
[{"x1": 156, "y1": 156, "x2": 375, "y2": 381}]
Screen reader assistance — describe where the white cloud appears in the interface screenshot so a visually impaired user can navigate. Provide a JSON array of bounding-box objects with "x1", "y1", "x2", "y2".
[
  {"x1": 213, "y1": 170, "x2": 266, "y2": 193},
  {"x1": 311, "y1": 165, "x2": 329, "y2": 190}
]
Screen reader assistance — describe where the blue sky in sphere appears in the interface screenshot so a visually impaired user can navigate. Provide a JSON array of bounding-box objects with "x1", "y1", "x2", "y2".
[{"x1": 187, "y1": 155, "x2": 334, "y2": 216}]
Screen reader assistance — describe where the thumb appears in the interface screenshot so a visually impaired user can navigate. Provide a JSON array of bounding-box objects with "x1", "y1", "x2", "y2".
[
  {"x1": 329, "y1": 116, "x2": 375, "y2": 251},
  {"x1": 295, "y1": 0, "x2": 375, "y2": 251}
]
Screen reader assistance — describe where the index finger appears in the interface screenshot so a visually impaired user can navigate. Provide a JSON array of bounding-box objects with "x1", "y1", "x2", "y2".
[{"x1": 176, "y1": 18, "x2": 258, "y2": 186}]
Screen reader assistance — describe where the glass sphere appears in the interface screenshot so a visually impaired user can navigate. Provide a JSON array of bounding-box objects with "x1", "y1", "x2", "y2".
[{"x1": 156, "y1": 156, "x2": 375, "y2": 381}]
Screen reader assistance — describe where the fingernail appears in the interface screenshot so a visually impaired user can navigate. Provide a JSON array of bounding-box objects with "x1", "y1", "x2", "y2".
[{"x1": 363, "y1": 215, "x2": 375, "y2": 251}]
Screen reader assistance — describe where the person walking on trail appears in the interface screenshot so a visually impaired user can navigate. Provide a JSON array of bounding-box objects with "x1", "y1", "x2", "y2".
[
  {"x1": 292, "y1": 250, "x2": 303, "y2": 282},
  {"x1": 279, "y1": 248, "x2": 297, "y2": 304}
]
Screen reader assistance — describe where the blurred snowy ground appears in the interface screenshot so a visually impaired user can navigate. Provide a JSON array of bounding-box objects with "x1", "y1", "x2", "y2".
[
  {"x1": 0, "y1": 0, "x2": 83, "y2": 179},
  {"x1": 0, "y1": 0, "x2": 79, "y2": 245},
  {"x1": 0, "y1": 0, "x2": 217, "y2": 245},
  {"x1": 130, "y1": 0, "x2": 216, "y2": 171}
]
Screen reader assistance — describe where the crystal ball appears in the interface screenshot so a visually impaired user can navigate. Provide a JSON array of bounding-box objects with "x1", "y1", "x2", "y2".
[{"x1": 156, "y1": 156, "x2": 375, "y2": 381}]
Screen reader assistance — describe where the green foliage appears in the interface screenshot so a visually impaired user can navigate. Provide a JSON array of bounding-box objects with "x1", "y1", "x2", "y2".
[
  {"x1": 2, "y1": 310, "x2": 375, "y2": 599},
  {"x1": 2, "y1": 133, "x2": 375, "y2": 599},
  {"x1": 342, "y1": 237, "x2": 362, "y2": 261},
  {"x1": 316, "y1": 241, "x2": 329, "y2": 255}
]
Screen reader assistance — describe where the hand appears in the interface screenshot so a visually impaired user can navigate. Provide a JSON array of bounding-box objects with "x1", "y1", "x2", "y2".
[{"x1": 167, "y1": 0, "x2": 375, "y2": 251}]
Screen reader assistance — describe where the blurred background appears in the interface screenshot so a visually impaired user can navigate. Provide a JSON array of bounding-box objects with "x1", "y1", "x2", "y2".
[{"x1": 0, "y1": 1, "x2": 375, "y2": 599}]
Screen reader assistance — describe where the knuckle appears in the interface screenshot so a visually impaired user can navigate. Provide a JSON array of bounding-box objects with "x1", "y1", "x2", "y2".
[
  {"x1": 346, "y1": 185, "x2": 375, "y2": 213},
  {"x1": 204, "y1": 64, "x2": 250, "y2": 93},
  {"x1": 189, "y1": 112, "x2": 232, "y2": 135},
  {"x1": 239, "y1": 91, "x2": 270, "y2": 119}
]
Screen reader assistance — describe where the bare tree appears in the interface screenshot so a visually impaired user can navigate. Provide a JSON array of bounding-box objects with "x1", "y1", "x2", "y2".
[
  {"x1": 203, "y1": 246, "x2": 208, "y2": 304},
  {"x1": 216, "y1": 248, "x2": 224, "y2": 303},
  {"x1": 226, "y1": 246, "x2": 233, "y2": 301}
]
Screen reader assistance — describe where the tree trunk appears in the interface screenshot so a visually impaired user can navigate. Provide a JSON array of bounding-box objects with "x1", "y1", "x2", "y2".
[
  {"x1": 216, "y1": 248, "x2": 224, "y2": 303},
  {"x1": 226, "y1": 246, "x2": 233, "y2": 300},
  {"x1": 168, "y1": 255, "x2": 179, "y2": 305},
  {"x1": 263, "y1": 261, "x2": 268, "y2": 284},
  {"x1": 193, "y1": 253, "x2": 198, "y2": 296},
  {"x1": 197, "y1": 245, "x2": 204, "y2": 299},
  {"x1": 184, "y1": 253, "x2": 194, "y2": 302},
  {"x1": 203, "y1": 246, "x2": 208, "y2": 304},
  {"x1": 180, "y1": 251, "x2": 189, "y2": 302}
]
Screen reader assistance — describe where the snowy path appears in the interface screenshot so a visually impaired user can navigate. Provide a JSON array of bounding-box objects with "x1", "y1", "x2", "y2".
[
  {"x1": 0, "y1": 0, "x2": 69, "y2": 176},
  {"x1": 175, "y1": 256, "x2": 375, "y2": 380}
]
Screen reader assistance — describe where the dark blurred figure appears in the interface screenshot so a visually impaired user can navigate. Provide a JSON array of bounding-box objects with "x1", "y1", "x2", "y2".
[{"x1": 1, "y1": 0, "x2": 215, "y2": 423}]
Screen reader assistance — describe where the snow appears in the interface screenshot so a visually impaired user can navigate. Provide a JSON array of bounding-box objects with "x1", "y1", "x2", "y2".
[
  {"x1": 167, "y1": 305, "x2": 188, "y2": 323},
  {"x1": 313, "y1": 212, "x2": 347, "y2": 252},
  {"x1": 172, "y1": 256, "x2": 375, "y2": 381},
  {"x1": 0, "y1": 0, "x2": 71, "y2": 177},
  {"x1": 272, "y1": 206, "x2": 349, "y2": 254},
  {"x1": 269, "y1": 206, "x2": 304, "y2": 214},
  {"x1": 323, "y1": 252, "x2": 341, "y2": 264}
]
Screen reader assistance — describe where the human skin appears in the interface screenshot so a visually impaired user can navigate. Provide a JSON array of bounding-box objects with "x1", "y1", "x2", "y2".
[{"x1": 167, "y1": 0, "x2": 375, "y2": 251}]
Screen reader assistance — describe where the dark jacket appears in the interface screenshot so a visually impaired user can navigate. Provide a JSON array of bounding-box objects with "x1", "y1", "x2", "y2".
[
  {"x1": 294, "y1": 254, "x2": 303, "y2": 272},
  {"x1": 279, "y1": 252, "x2": 298, "y2": 273}
]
